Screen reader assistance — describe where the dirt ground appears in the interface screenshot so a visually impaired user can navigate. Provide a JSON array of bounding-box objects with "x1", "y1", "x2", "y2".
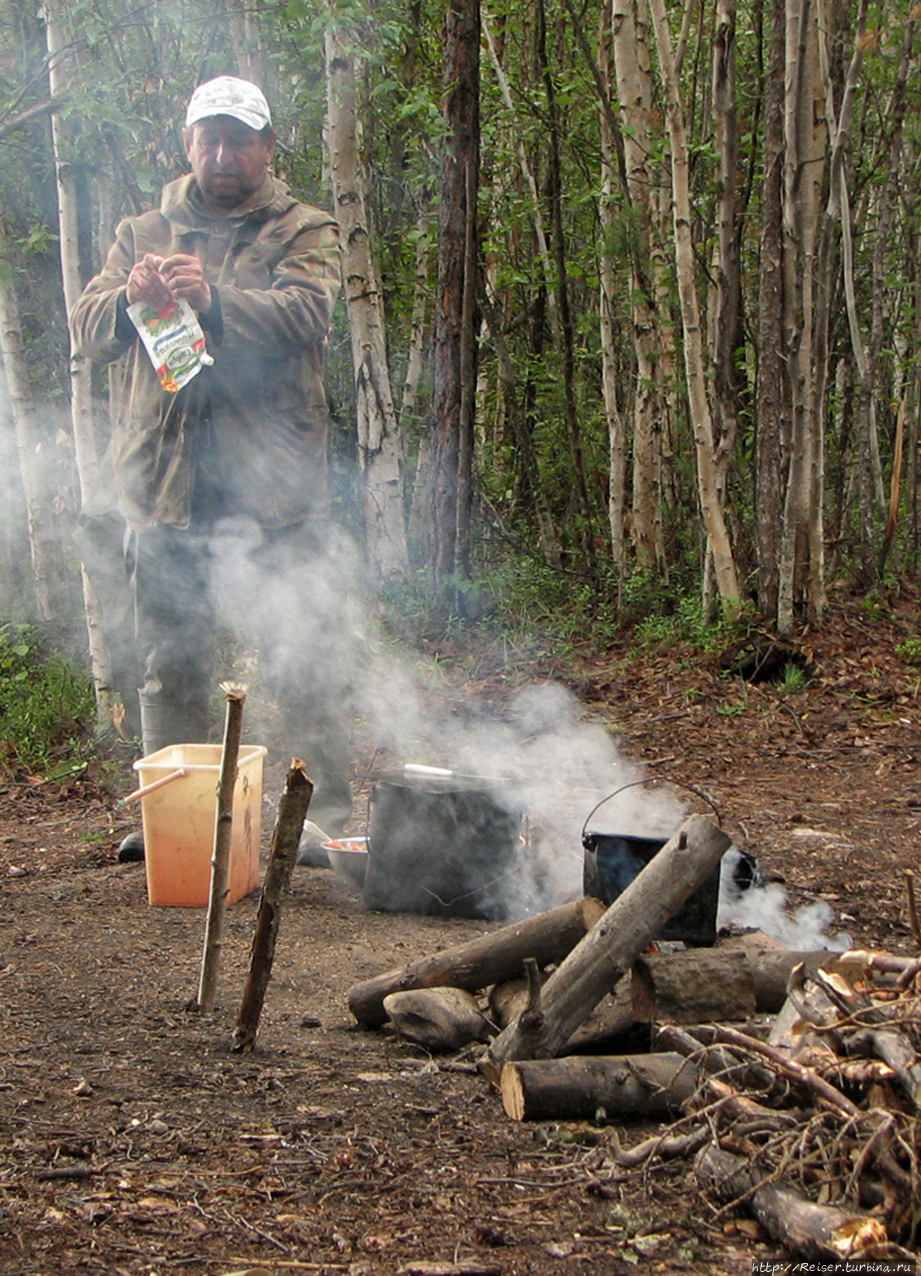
[{"x1": 1, "y1": 594, "x2": 920, "y2": 1276}]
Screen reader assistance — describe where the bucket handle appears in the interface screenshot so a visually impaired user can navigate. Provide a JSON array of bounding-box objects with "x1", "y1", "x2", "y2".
[
  {"x1": 581, "y1": 776, "x2": 721, "y2": 841},
  {"x1": 123, "y1": 768, "x2": 188, "y2": 806}
]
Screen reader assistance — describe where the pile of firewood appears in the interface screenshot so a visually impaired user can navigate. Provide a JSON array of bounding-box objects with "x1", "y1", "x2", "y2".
[{"x1": 348, "y1": 817, "x2": 921, "y2": 1266}]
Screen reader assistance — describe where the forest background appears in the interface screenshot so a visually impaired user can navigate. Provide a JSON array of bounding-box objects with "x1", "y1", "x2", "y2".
[{"x1": 0, "y1": 0, "x2": 918, "y2": 732}]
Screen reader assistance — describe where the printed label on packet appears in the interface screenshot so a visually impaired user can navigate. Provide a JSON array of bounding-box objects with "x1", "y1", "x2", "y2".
[{"x1": 127, "y1": 297, "x2": 214, "y2": 393}]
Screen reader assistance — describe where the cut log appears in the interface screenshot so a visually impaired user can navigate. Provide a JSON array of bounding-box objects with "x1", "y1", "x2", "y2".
[
  {"x1": 491, "y1": 971, "x2": 637, "y2": 1050},
  {"x1": 488, "y1": 815, "x2": 731, "y2": 1064},
  {"x1": 382, "y1": 987, "x2": 492, "y2": 1052},
  {"x1": 500, "y1": 1052, "x2": 696, "y2": 1122},
  {"x1": 348, "y1": 896, "x2": 606, "y2": 1028},
  {"x1": 695, "y1": 1144, "x2": 888, "y2": 1262},
  {"x1": 632, "y1": 948, "x2": 756, "y2": 1023},
  {"x1": 718, "y1": 934, "x2": 848, "y2": 1012}
]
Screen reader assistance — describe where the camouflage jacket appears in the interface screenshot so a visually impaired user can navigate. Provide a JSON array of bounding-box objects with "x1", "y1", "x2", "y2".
[{"x1": 70, "y1": 173, "x2": 340, "y2": 530}]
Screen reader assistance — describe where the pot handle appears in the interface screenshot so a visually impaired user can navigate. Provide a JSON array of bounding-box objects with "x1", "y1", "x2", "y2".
[{"x1": 580, "y1": 776, "x2": 721, "y2": 840}]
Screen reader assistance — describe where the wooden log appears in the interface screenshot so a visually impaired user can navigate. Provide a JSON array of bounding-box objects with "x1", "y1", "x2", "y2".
[
  {"x1": 383, "y1": 987, "x2": 492, "y2": 1052},
  {"x1": 491, "y1": 971, "x2": 637, "y2": 1050},
  {"x1": 718, "y1": 935, "x2": 848, "y2": 1012},
  {"x1": 695, "y1": 1144, "x2": 888, "y2": 1261},
  {"x1": 488, "y1": 815, "x2": 731, "y2": 1064},
  {"x1": 632, "y1": 948, "x2": 756, "y2": 1023},
  {"x1": 232, "y1": 761, "x2": 314, "y2": 1052},
  {"x1": 500, "y1": 1052, "x2": 697, "y2": 1122},
  {"x1": 348, "y1": 896, "x2": 606, "y2": 1029}
]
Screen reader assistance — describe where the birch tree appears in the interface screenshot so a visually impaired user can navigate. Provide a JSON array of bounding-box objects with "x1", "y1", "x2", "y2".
[
  {"x1": 325, "y1": 16, "x2": 408, "y2": 581},
  {"x1": 45, "y1": 1, "x2": 116, "y2": 718},
  {"x1": 647, "y1": 0, "x2": 740, "y2": 609},
  {"x1": 0, "y1": 214, "x2": 65, "y2": 619}
]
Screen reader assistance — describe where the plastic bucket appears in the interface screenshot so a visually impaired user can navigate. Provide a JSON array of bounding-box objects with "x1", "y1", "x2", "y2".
[{"x1": 132, "y1": 743, "x2": 266, "y2": 906}]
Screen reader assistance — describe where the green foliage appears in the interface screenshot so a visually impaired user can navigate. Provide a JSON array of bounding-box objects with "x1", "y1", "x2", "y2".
[
  {"x1": 779, "y1": 663, "x2": 808, "y2": 692},
  {"x1": 895, "y1": 638, "x2": 921, "y2": 665},
  {"x1": 633, "y1": 590, "x2": 758, "y2": 655},
  {"x1": 0, "y1": 624, "x2": 97, "y2": 778}
]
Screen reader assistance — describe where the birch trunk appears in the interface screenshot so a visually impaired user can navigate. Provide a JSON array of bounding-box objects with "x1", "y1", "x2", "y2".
[
  {"x1": 0, "y1": 214, "x2": 65, "y2": 620},
  {"x1": 711, "y1": 0, "x2": 742, "y2": 503},
  {"x1": 599, "y1": 4, "x2": 626, "y2": 573},
  {"x1": 647, "y1": 0, "x2": 740, "y2": 607},
  {"x1": 325, "y1": 22, "x2": 408, "y2": 581},
  {"x1": 612, "y1": 0, "x2": 666, "y2": 575},
  {"x1": 224, "y1": 0, "x2": 264, "y2": 87},
  {"x1": 45, "y1": 4, "x2": 116, "y2": 716}
]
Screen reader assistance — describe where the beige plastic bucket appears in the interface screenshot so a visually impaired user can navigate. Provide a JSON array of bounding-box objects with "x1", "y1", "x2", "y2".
[{"x1": 132, "y1": 743, "x2": 266, "y2": 906}]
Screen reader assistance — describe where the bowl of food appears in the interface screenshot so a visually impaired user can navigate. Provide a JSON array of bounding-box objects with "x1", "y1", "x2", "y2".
[{"x1": 323, "y1": 837, "x2": 370, "y2": 889}]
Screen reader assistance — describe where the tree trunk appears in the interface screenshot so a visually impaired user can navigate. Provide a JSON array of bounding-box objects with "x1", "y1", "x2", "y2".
[
  {"x1": 0, "y1": 213, "x2": 65, "y2": 620},
  {"x1": 711, "y1": 0, "x2": 744, "y2": 515},
  {"x1": 647, "y1": 0, "x2": 740, "y2": 609},
  {"x1": 612, "y1": 0, "x2": 668, "y2": 576},
  {"x1": 428, "y1": 0, "x2": 480, "y2": 598},
  {"x1": 45, "y1": 3, "x2": 116, "y2": 717},
  {"x1": 535, "y1": 0, "x2": 597, "y2": 586},
  {"x1": 777, "y1": 0, "x2": 827, "y2": 634},
  {"x1": 325, "y1": 22, "x2": 408, "y2": 581},
  {"x1": 755, "y1": 0, "x2": 787, "y2": 619},
  {"x1": 225, "y1": 0, "x2": 264, "y2": 86}
]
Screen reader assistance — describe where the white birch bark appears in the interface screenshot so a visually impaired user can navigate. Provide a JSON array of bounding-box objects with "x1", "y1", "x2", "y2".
[
  {"x1": 45, "y1": 3, "x2": 116, "y2": 716},
  {"x1": 325, "y1": 21, "x2": 408, "y2": 581},
  {"x1": 647, "y1": 0, "x2": 740, "y2": 607},
  {"x1": 599, "y1": 0, "x2": 626, "y2": 570},
  {"x1": 612, "y1": 0, "x2": 668, "y2": 573},
  {"x1": 0, "y1": 215, "x2": 63, "y2": 620}
]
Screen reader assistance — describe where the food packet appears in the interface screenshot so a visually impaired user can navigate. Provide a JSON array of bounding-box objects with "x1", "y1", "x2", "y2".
[{"x1": 127, "y1": 297, "x2": 214, "y2": 393}]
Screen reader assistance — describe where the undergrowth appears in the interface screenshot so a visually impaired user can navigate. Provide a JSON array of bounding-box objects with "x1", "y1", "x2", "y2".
[{"x1": 0, "y1": 622, "x2": 97, "y2": 778}]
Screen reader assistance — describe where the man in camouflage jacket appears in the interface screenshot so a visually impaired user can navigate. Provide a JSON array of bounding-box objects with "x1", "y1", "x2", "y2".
[{"x1": 71, "y1": 77, "x2": 353, "y2": 849}]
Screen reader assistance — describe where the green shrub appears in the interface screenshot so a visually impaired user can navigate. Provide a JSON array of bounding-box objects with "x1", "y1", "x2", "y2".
[{"x1": 0, "y1": 623, "x2": 97, "y2": 777}]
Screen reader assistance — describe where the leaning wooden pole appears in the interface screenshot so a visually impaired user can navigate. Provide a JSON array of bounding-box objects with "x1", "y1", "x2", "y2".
[
  {"x1": 232, "y1": 760, "x2": 314, "y2": 1051},
  {"x1": 198, "y1": 683, "x2": 246, "y2": 1011},
  {"x1": 488, "y1": 815, "x2": 731, "y2": 1065}
]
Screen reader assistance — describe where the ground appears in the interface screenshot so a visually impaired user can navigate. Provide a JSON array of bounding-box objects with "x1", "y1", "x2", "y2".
[{"x1": 1, "y1": 593, "x2": 920, "y2": 1276}]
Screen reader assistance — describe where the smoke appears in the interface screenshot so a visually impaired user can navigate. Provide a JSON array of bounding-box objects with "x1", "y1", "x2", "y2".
[{"x1": 718, "y1": 857, "x2": 853, "y2": 951}]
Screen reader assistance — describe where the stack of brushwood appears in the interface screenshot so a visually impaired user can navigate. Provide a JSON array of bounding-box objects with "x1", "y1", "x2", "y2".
[{"x1": 348, "y1": 817, "x2": 921, "y2": 1266}]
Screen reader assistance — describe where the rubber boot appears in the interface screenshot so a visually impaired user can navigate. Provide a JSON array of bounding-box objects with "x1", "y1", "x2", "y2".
[
  {"x1": 119, "y1": 695, "x2": 211, "y2": 862},
  {"x1": 138, "y1": 694, "x2": 211, "y2": 757}
]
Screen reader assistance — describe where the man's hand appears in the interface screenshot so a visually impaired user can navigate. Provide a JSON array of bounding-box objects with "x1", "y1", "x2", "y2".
[
  {"x1": 159, "y1": 254, "x2": 212, "y2": 315},
  {"x1": 125, "y1": 252, "x2": 212, "y2": 315},
  {"x1": 125, "y1": 254, "x2": 173, "y2": 310}
]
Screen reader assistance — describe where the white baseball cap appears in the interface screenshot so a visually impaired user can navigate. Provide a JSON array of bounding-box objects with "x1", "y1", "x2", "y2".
[{"x1": 185, "y1": 76, "x2": 272, "y2": 131}]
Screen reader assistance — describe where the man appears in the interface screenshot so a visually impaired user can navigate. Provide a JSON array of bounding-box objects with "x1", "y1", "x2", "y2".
[{"x1": 71, "y1": 76, "x2": 353, "y2": 856}]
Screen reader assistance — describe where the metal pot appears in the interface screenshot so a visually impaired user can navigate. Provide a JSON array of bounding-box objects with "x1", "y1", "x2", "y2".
[{"x1": 363, "y1": 771, "x2": 523, "y2": 920}]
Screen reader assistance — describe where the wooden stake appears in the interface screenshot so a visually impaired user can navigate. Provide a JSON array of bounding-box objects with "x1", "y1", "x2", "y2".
[
  {"x1": 197, "y1": 682, "x2": 246, "y2": 1012},
  {"x1": 232, "y1": 759, "x2": 314, "y2": 1051}
]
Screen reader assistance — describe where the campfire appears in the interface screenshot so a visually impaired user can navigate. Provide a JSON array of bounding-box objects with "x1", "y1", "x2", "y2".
[{"x1": 347, "y1": 817, "x2": 921, "y2": 1268}]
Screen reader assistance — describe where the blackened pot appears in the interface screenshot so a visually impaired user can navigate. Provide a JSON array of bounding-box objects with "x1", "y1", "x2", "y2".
[
  {"x1": 363, "y1": 773, "x2": 523, "y2": 920},
  {"x1": 582, "y1": 831, "x2": 719, "y2": 946}
]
